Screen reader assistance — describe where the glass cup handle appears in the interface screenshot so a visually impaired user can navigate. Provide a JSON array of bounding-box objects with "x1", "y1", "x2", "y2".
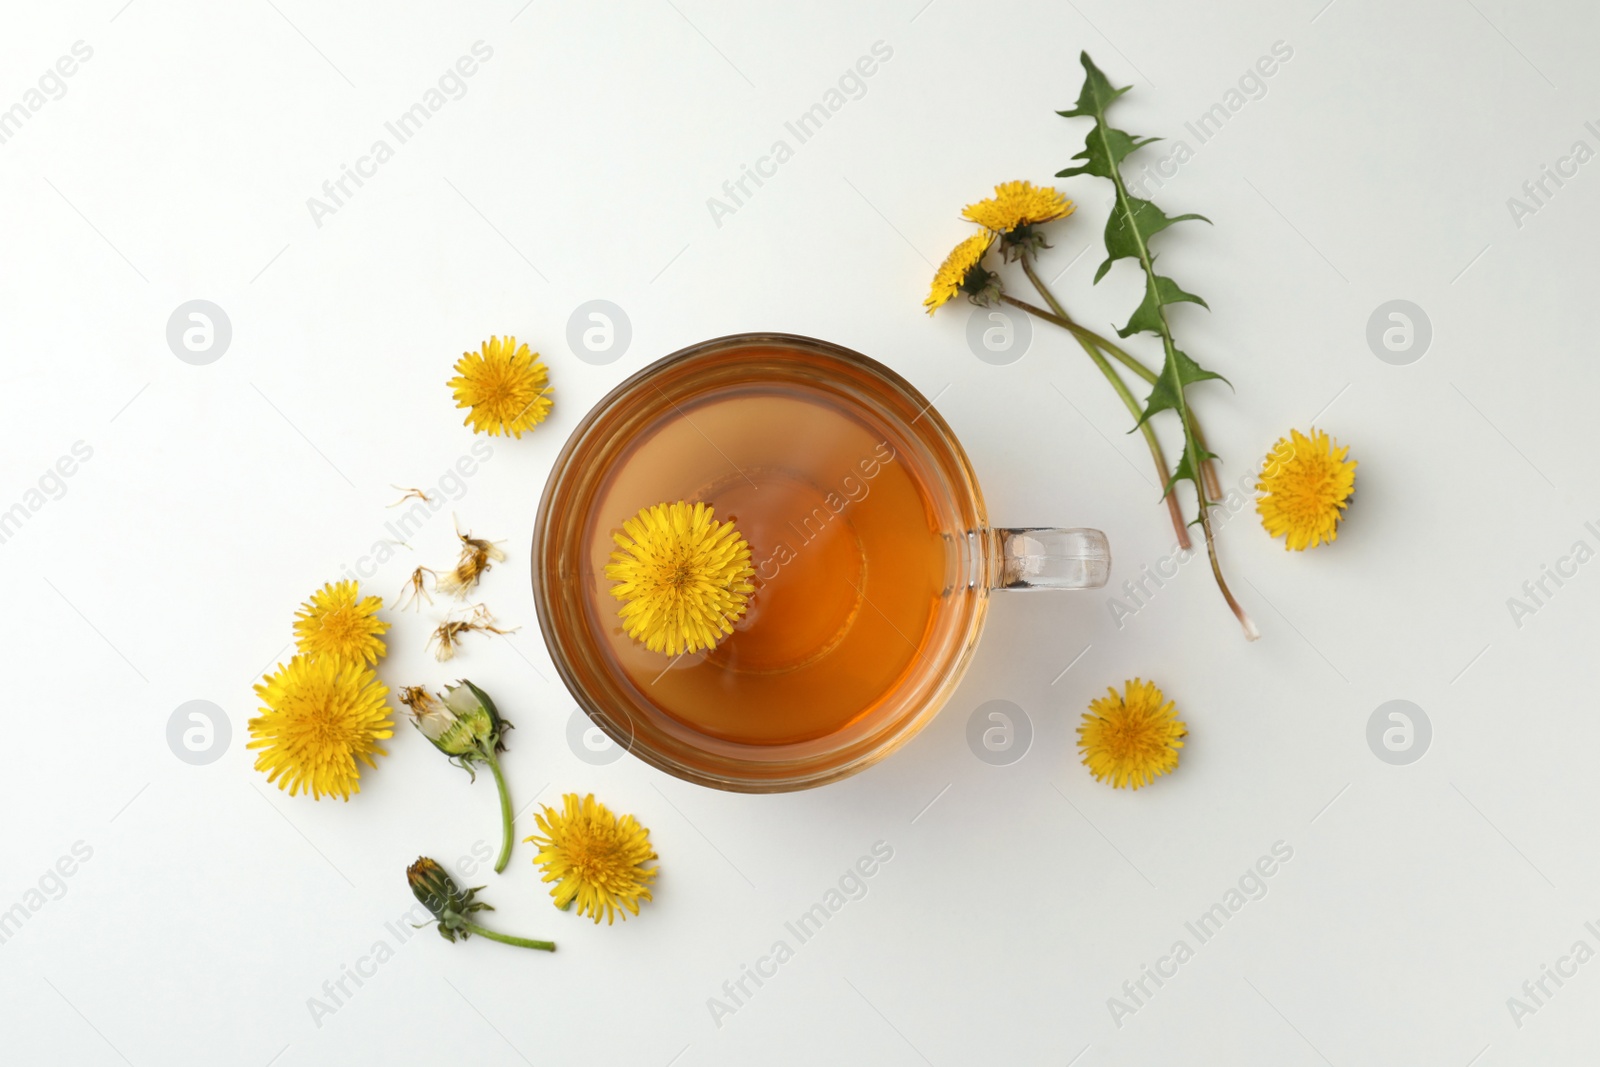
[{"x1": 988, "y1": 528, "x2": 1110, "y2": 591}]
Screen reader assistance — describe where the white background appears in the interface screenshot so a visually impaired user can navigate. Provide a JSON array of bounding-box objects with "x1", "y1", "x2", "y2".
[{"x1": 2, "y1": 0, "x2": 1597, "y2": 1063}]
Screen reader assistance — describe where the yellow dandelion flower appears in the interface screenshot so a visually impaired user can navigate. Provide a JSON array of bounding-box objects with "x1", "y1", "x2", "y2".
[
  {"x1": 525, "y1": 793, "x2": 658, "y2": 925},
  {"x1": 448, "y1": 335, "x2": 552, "y2": 438},
  {"x1": 1255, "y1": 428, "x2": 1357, "y2": 551},
  {"x1": 924, "y1": 231, "x2": 996, "y2": 315},
  {"x1": 962, "y1": 180, "x2": 1075, "y2": 234},
  {"x1": 604, "y1": 501, "x2": 754, "y2": 656},
  {"x1": 292, "y1": 580, "x2": 389, "y2": 665},
  {"x1": 1077, "y1": 678, "x2": 1186, "y2": 790},
  {"x1": 248, "y1": 655, "x2": 394, "y2": 800}
]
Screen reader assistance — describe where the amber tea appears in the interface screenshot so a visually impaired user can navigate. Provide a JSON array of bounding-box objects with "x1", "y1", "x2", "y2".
[{"x1": 586, "y1": 382, "x2": 949, "y2": 745}]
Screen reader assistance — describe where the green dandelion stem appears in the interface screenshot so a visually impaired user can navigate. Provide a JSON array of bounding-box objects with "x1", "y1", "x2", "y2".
[
  {"x1": 1000, "y1": 291, "x2": 1188, "y2": 548},
  {"x1": 487, "y1": 749, "x2": 515, "y2": 874},
  {"x1": 1015, "y1": 257, "x2": 1224, "y2": 502},
  {"x1": 462, "y1": 921, "x2": 556, "y2": 952},
  {"x1": 1016, "y1": 265, "x2": 1157, "y2": 384}
]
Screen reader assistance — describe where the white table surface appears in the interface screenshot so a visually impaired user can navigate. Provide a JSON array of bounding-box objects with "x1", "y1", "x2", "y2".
[{"x1": 3, "y1": 1, "x2": 1597, "y2": 1063}]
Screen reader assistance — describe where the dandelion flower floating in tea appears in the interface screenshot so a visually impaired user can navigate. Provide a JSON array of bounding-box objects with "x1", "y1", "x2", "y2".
[
  {"x1": 526, "y1": 793, "x2": 658, "y2": 925},
  {"x1": 447, "y1": 335, "x2": 552, "y2": 438},
  {"x1": 1077, "y1": 678, "x2": 1186, "y2": 791},
  {"x1": 924, "y1": 231, "x2": 997, "y2": 314},
  {"x1": 291, "y1": 580, "x2": 389, "y2": 666},
  {"x1": 1255, "y1": 428, "x2": 1357, "y2": 551},
  {"x1": 248, "y1": 655, "x2": 393, "y2": 800},
  {"x1": 604, "y1": 500, "x2": 755, "y2": 656},
  {"x1": 962, "y1": 180, "x2": 1075, "y2": 259}
]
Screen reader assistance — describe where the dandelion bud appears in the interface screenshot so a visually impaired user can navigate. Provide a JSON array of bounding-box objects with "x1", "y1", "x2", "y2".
[
  {"x1": 404, "y1": 856, "x2": 552, "y2": 950},
  {"x1": 406, "y1": 856, "x2": 473, "y2": 927}
]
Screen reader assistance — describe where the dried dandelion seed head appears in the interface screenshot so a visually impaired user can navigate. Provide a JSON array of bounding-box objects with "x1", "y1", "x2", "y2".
[
  {"x1": 438, "y1": 518, "x2": 507, "y2": 597},
  {"x1": 426, "y1": 605, "x2": 515, "y2": 661},
  {"x1": 428, "y1": 622, "x2": 468, "y2": 661},
  {"x1": 399, "y1": 566, "x2": 438, "y2": 611}
]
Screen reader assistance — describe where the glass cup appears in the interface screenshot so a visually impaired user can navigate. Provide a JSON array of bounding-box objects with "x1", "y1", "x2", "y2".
[{"x1": 532, "y1": 333, "x2": 1108, "y2": 792}]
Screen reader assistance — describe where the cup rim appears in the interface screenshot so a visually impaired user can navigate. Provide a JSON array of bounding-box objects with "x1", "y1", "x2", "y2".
[{"x1": 531, "y1": 331, "x2": 990, "y2": 791}]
